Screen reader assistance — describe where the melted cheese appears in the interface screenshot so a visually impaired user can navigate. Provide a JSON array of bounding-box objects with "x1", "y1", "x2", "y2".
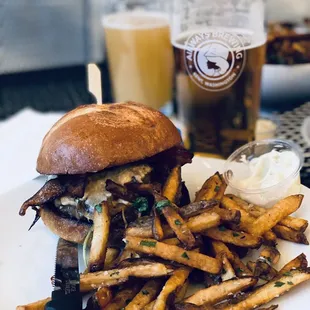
[
  {"x1": 60, "y1": 196, "x2": 78, "y2": 206},
  {"x1": 83, "y1": 164, "x2": 152, "y2": 207},
  {"x1": 55, "y1": 164, "x2": 152, "y2": 212}
]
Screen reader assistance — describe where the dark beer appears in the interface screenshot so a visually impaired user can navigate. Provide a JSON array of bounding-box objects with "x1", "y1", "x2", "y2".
[{"x1": 173, "y1": 31, "x2": 266, "y2": 157}]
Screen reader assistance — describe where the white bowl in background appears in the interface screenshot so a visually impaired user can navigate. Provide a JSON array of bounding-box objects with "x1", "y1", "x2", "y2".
[{"x1": 261, "y1": 64, "x2": 310, "y2": 103}]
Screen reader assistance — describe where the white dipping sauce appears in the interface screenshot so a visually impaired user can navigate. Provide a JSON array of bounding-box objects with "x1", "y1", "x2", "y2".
[
  {"x1": 236, "y1": 150, "x2": 299, "y2": 189},
  {"x1": 229, "y1": 150, "x2": 301, "y2": 207}
]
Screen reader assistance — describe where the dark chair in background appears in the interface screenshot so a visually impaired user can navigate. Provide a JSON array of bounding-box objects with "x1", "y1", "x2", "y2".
[{"x1": 0, "y1": 1, "x2": 105, "y2": 119}]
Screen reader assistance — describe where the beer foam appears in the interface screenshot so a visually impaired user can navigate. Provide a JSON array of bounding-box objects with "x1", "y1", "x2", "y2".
[
  {"x1": 102, "y1": 11, "x2": 169, "y2": 30},
  {"x1": 172, "y1": 28, "x2": 266, "y2": 51}
]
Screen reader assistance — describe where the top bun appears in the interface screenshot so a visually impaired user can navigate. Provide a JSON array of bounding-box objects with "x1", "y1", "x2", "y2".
[{"x1": 37, "y1": 102, "x2": 182, "y2": 175}]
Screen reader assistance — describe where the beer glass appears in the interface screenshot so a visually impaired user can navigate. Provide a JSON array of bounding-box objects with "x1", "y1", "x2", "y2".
[
  {"x1": 102, "y1": 1, "x2": 173, "y2": 110},
  {"x1": 171, "y1": 0, "x2": 266, "y2": 156}
]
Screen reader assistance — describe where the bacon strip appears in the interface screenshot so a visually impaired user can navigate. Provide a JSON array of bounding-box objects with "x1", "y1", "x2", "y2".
[
  {"x1": 148, "y1": 146, "x2": 193, "y2": 168},
  {"x1": 105, "y1": 180, "x2": 139, "y2": 202},
  {"x1": 62, "y1": 175, "x2": 87, "y2": 197},
  {"x1": 19, "y1": 179, "x2": 65, "y2": 215},
  {"x1": 19, "y1": 176, "x2": 87, "y2": 215}
]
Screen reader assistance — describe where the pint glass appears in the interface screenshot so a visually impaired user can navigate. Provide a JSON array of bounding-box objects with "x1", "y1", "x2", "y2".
[
  {"x1": 171, "y1": 0, "x2": 266, "y2": 156},
  {"x1": 103, "y1": 1, "x2": 173, "y2": 110}
]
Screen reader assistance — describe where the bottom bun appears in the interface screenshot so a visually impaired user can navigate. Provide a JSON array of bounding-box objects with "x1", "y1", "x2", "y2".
[{"x1": 40, "y1": 208, "x2": 91, "y2": 244}]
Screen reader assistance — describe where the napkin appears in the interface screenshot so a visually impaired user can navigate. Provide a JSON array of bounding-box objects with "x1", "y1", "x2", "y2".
[
  {"x1": 301, "y1": 117, "x2": 310, "y2": 147},
  {"x1": 0, "y1": 108, "x2": 64, "y2": 195}
]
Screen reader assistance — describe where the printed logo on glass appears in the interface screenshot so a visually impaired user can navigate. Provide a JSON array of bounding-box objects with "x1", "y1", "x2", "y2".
[{"x1": 184, "y1": 31, "x2": 246, "y2": 91}]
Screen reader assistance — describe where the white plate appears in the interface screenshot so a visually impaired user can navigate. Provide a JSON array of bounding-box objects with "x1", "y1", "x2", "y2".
[{"x1": 1, "y1": 156, "x2": 310, "y2": 309}]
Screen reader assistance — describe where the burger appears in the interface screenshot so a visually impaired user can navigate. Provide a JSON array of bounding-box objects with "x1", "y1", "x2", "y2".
[{"x1": 19, "y1": 102, "x2": 193, "y2": 244}]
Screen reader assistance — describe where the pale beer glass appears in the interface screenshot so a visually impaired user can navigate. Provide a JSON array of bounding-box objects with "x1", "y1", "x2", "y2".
[
  {"x1": 171, "y1": 0, "x2": 266, "y2": 156},
  {"x1": 103, "y1": 1, "x2": 173, "y2": 110}
]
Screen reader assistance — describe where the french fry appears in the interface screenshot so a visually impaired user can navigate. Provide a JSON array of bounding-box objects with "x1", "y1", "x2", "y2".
[
  {"x1": 175, "y1": 279, "x2": 190, "y2": 302},
  {"x1": 227, "y1": 195, "x2": 308, "y2": 243},
  {"x1": 260, "y1": 247, "x2": 281, "y2": 265},
  {"x1": 126, "y1": 212, "x2": 220, "y2": 239},
  {"x1": 275, "y1": 216, "x2": 308, "y2": 233},
  {"x1": 216, "y1": 300, "x2": 278, "y2": 310},
  {"x1": 247, "y1": 195, "x2": 304, "y2": 236},
  {"x1": 163, "y1": 237, "x2": 182, "y2": 246},
  {"x1": 262, "y1": 230, "x2": 277, "y2": 247},
  {"x1": 221, "y1": 254, "x2": 236, "y2": 281},
  {"x1": 89, "y1": 202, "x2": 110, "y2": 272},
  {"x1": 80, "y1": 263, "x2": 173, "y2": 292},
  {"x1": 152, "y1": 209, "x2": 165, "y2": 241},
  {"x1": 161, "y1": 204, "x2": 196, "y2": 249},
  {"x1": 105, "y1": 283, "x2": 141, "y2": 310},
  {"x1": 104, "y1": 248, "x2": 120, "y2": 269},
  {"x1": 213, "y1": 174, "x2": 227, "y2": 201},
  {"x1": 187, "y1": 212, "x2": 221, "y2": 233},
  {"x1": 87, "y1": 287, "x2": 113, "y2": 309},
  {"x1": 163, "y1": 166, "x2": 181, "y2": 202},
  {"x1": 126, "y1": 226, "x2": 153, "y2": 238},
  {"x1": 179, "y1": 200, "x2": 219, "y2": 218},
  {"x1": 222, "y1": 196, "x2": 275, "y2": 244},
  {"x1": 230, "y1": 259, "x2": 252, "y2": 278},
  {"x1": 83, "y1": 277, "x2": 129, "y2": 292},
  {"x1": 246, "y1": 261, "x2": 255, "y2": 273},
  {"x1": 125, "y1": 236, "x2": 222, "y2": 274},
  {"x1": 114, "y1": 249, "x2": 140, "y2": 267},
  {"x1": 221, "y1": 196, "x2": 255, "y2": 227},
  {"x1": 117, "y1": 258, "x2": 168, "y2": 269},
  {"x1": 213, "y1": 247, "x2": 235, "y2": 282},
  {"x1": 203, "y1": 227, "x2": 263, "y2": 249},
  {"x1": 223, "y1": 268, "x2": 310, "y2": 310},
  {"x1": 144, "y1": 300, "x2": 155, "y2": 310},
  {"x1": 240, "y1": 205, "x2": 263, "y2": 218},
  {"x1": 175, "y1": 303, "x2": 209, "y2": 309},
  {"x1": 273, "y1": 225, "x2": 309, "y2": 245},
  {"x1": 16, "y1": 298, "x2": 51, "y2": 310},
  {"x1": 184, "y1": 277, "x2": 256, "y2": 306},
  {"x1": 225, "y1": 194, "x2": 256, "y2": 210},
  {"x1": 213, "y1": 208, "x2": 241, "y2": 224},
  {"x1": 228, "y1": 194, "x2": 308, "y2": 232},
  {"x1": 211, "y1": 241, "x2": 252, "y2": 277},
  {"x1": 195, "y1": 173, "x2": 227, "y2": 202},
  {"x1": 126, "y1": 279, "x2": 163, "y2": 310},
  {"x1": 126, "y1": 216, "x2": 153, "y2": 238},
  {"x1": 153, "y1": 267, "x2": 191, "y2": 310},
  {"x1": 248, "y1": 260, "x2": 278, "y2": 281},
  {"x1": 279, "y1": 253, "x2": 308, "y2": 274},
  {"x1": 95, "y1": 287, "x2": 113, "y2": 308},
  {"x1": 211, "y1": 240, "x2": 233, "y2": 260},
  {"x1": 257, "y1": 306, "x2": 278, "y2": 310},
  {"x1": 216, "y1": 289, "x2": 254, "y2": 308},
  {"x1": 212, "y1": 301, "x2": 231, "y2": 309}
]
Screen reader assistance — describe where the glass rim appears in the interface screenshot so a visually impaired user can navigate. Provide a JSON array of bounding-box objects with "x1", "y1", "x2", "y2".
[{"x1": 223, "y1": 139, "x2": 304, "y2": 194}]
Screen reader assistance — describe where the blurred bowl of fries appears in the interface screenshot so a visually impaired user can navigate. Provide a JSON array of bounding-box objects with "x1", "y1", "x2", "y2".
[
  {"x1": 261, "y1": 64, "x2": 310, "y2": 108},
  {"x1": 262, "y1": 21, "x2": 310, "y2": 109},
  {"x1": 224, "y1": 139, "x2": 303, "y2": 207}
]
